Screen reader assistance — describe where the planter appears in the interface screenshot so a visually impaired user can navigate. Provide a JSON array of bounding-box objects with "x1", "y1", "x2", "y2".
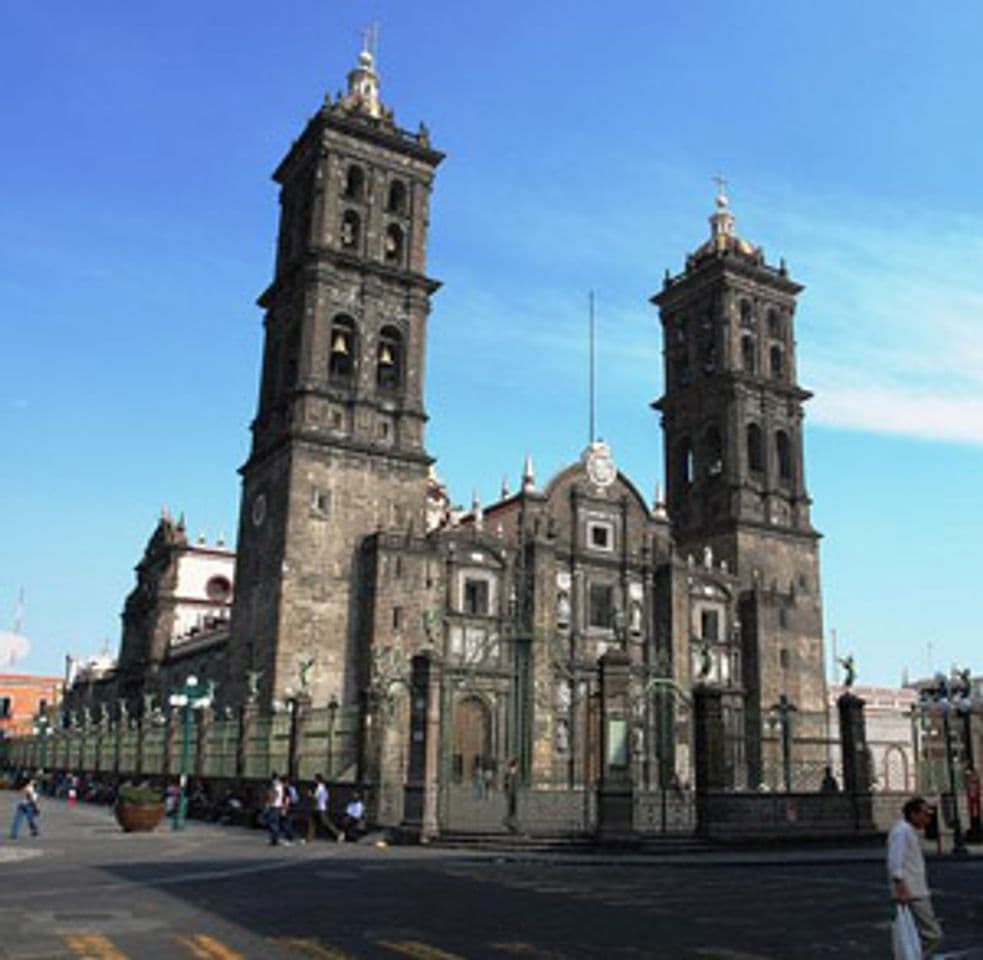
[{"x1": 115, "y1": 800, "x2": 165, "y2": 833}]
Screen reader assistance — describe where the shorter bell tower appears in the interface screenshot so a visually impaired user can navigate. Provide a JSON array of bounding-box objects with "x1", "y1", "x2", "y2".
[{"x1": 652, "y1": 185, "x2": 827, "y2": 786}]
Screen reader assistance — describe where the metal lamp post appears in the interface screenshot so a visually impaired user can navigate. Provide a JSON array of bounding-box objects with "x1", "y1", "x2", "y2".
[
  {"x1": 33, "y1": 714, "x2": 51, "y2": 772},
  {"x1": 950, "y1": 669, "x2": 981, "y2": 842},
  {"x1": 919, "y1": 673, "x2": 968, "y2": 857},
  {"x1": 167, "y1": 675, "x2": 212, "y2": 830},
  {"x1": 769, "y1": 694, "x2": 797, "y2": 793},
  {"x1": 327, "y1": 694, "x2": 339, "y2": 778}
]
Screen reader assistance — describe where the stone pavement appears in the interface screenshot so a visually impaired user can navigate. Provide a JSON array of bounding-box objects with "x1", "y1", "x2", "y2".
[{"x1": 1, "y1": 796, "x2": 981, "y2": 959}]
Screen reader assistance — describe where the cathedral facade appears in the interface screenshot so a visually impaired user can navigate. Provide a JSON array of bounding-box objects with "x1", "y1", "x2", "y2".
[{"x1": 64, "y1": 45, "x2": 828, "y2": 818}]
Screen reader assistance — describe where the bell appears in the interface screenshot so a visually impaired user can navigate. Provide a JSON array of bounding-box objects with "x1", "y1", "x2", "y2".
[
  {"x1": 379, "y1": 343, "x2": 394, "y2": 366},
  {"x1": 331, "y1": 331, "x2": 349, "y2": 356}
]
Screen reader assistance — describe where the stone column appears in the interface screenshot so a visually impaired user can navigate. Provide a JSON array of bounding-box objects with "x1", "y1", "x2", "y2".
[
  {"x1": 288, "y1": 696, "x2": 311, "y2": 782},
  {"x1": 402, "y1": 651, "x2": 443, "y2": 842},
  {"x1": 596, "y1": 649, "x2": 634, "y2": 839},
  {"x1": 237, "y1": 702, "x2": 258, "y2": 780},
  {"x1": 838, "y1": 691, "x2": 873, "y2": 830},
  {"x1": 693, "y1": 684, "x2": 725, "y2": 836}
]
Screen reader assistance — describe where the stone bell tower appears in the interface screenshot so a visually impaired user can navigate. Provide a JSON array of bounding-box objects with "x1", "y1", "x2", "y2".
[
  {"x1": 227, "y1": 42, "x2": 444, "y2": 710},
  {"x1": 652, "y1": 184, "x2": 826, "y2": 785}
]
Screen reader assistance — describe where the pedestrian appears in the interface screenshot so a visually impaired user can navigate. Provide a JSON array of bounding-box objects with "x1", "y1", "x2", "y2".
[
  {"x1": 281, "y1": 777, "x2": 299, "y2": 843},
  {"x1": 341, "y1": 791, "x2": 365, "y2": 842},
  {"x1": 307, "y1": 773, "x2": 343, "y2": 843},
  {"x1": 9, "y1": 775, "x2": 41, "y2": 839},
  {"x1": 265, "y1": 772, "x2": 289, "y2": 846},
  {"x1": 471, "y1": 756, "x2": 485, "y2": 800},
  {"x1": 887, "y1": 795, "x2": 943, "y2": 958},
  {"x1": 503, "y1": 758, "x2": 519, "y2": 833}
]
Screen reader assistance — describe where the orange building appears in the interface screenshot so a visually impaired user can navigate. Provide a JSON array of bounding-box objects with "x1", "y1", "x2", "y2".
[{"x1": 0, "y1": 673, "x2": 62, "y2": 738}]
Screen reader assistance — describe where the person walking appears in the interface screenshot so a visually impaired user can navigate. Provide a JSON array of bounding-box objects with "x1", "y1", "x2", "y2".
[
  {"x1": 888, "y1": 795, "x2": 943, "y2": 958},
  {"x1": 307, "y1": 773, "x2": 342, "y2": 843},
  {"x1": 265, "y1": 772, "x2": 288, "y2": 846},
  {"x1": 9, "y1": 776, "x2": 41, "y2": 839},
  {"x1": 503, "y1": 758, "x2": 519, "y2": 833}
]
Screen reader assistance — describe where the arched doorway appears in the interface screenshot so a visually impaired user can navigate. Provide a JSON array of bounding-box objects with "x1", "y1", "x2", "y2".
[{"x1": 452, "y1": 695, "x2": 490, "y2": 785}]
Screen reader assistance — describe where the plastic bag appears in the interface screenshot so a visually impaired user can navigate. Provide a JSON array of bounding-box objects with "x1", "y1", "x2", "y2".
[{"x1": 892, "y1": 904, "x2": 921, "y2": 960}]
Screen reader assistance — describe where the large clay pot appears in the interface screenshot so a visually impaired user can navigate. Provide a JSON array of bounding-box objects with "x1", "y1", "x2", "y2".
[{"x1": 115, "y1": 800, "x2": 165, "y2": 833}]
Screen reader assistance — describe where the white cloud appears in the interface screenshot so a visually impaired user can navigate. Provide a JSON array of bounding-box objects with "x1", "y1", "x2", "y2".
[{"x1": 0, "y1": 631, "x2": 30, "y2": 668}]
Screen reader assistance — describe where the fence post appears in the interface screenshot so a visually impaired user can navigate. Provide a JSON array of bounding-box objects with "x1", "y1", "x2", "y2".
[
  {"x1": 693, "y1": 684, "x2": 725, "y2": 837},
  {"x1": 596, "y1": 649, "x2": 634, "y2": 839}
]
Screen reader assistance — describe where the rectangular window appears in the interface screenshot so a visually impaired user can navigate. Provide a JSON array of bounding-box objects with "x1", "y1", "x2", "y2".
[
  {"x1": 587, "y1": 520, "x2": 614, "y2": 551},
  {"x1": 589, "y1": 583, "x2": 614, "y2": 629},
  {"x1": 701, "y1": 609, "x2": 719, "y2": 642},
  {"x1": 463, "y1": 578, "x2": 489, "y2": 616},
  {"x1": 392, "y1": 606, "x2": 402, "y2": 631},
  {"x1": 0, "y1": 696, "x2": 10, "y2": 718}
]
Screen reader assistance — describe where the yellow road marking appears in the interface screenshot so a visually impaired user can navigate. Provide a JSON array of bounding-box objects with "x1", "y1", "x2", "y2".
[
  {"x1": 694, "y1": 950, "x2": 776, "y2": 960},
  {"x1": 173, "y1": 934, "x2": 246, "y2": 960},
  {"x1": 378, "y1": 941, "x2": 465, "y2": 960},
  {"x1": 491, "y1": 943, "x2": 569, "y2": 959},
  {"x1": 276, "y1": 937, "x2": 356, "y2": 959},
  {"x1": 62, "y1": 933, "x2": 128, "y2": 960}
]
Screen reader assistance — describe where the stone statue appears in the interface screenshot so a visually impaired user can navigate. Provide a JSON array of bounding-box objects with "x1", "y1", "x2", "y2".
[
  {"x1": 837, "y1": 654, "x2": 856, "y2": 689},
  {"x1": 142, "y1": 692, "x2": 155, "y2": 718},
  {"x1": 698, "y1": 643, "x2": 713, "y2": 680},
  {"x1": 703, "y1": 545, "x2": 714, "y2": 569},
  {"x1": 555, "y1": 718, "x2": 569, "y2": 754},
  {"x1": 298, "y1": 657, "x2": 315, "y2": 692},
  {"x1": 556, "y1": 590, "x2": 571, "y2": 626},
  {"x1": 629, "y1": 600, "x2": 643, "y2": 634},
  {"x1": 246, "y1": 669, "x2": 263, "y2": 702}
]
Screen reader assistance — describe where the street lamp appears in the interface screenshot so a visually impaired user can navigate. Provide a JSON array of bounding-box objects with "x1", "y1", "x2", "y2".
[
  {"x1": 327, "y1": 694, "x2": 340, "y2": 778},
  {"x1": 167, "y1": 675, "x2": 213, "y2": 830},
  {"x1": 768, "y1": 694, "x2": 798, "y2": 793},
  {"x1": 950, "y1": 669, "x2": 981, "y2": 843},
  {"x1": 919, "y1": 673, "x2": 969, "y2": 857},
  {"x1": 32, "y1": 713, "x2": 51, "y2": 772}
]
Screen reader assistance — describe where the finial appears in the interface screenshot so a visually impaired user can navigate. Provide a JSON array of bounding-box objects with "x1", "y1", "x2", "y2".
[
  {"x1": 712, "y1": 174, "x2": 729, "y2": 208},
  {"x1": 471, "y1": 488, "x2": 483, "y2": 530},
  {"x1": 522, "y1": 452, "x2": 535, "y2": 492},
  {"x1": 653, "y1": 482, "x2": 668, "y2": 520},
  {"x1": 501, "y1": 474, "x2": 510, "y2": 499}
]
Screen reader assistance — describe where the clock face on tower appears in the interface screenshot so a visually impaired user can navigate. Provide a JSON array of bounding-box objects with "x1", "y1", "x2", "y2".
[{"x1": 584, "y1": 440, "x2": 616, "y2": 489}]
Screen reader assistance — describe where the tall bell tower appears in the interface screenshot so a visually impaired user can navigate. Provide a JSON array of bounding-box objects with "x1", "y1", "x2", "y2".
[
  {"x1": 228, "y1": 43, "x2": 443, "y2": 709},
  {"x1": 652, "y1": 185, "x2": 826, "y2": 785}
]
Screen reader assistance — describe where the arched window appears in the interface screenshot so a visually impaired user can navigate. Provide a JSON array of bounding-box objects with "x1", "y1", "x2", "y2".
[
  {"x1": 747, "y1": 423, "x2": 763, "y2": 473},
  {"x1": 384, "y1": 223, "x2": 404, "y2": 265},
  {"x1": 770, "y1": 344, "x2": 784, "y2": 379},
  {"x1": 775, "y1": 430, "x2": 792, "y2": 484},
  {"x1": 387, "y1": 179, "x2": 407, "y2": 214},
  {"x1": 340, "y1": 210, "x2": 360, "y2": 250},
  {"x1": 376, "y1": 325, "x2": 403, "y2": 393},
  {"x1": 741, "y1": 334, "x2": 756, "y2": 373},
  {"x1": 343, "y1": 165, "x2": 365, "y2": 200},
  {"x1": 704, "y1": 426, "x2": 723, "y2": 477},
  {"x1": 328, "y1": 315, "x2": 356, "y2": 383},
  {"x1": 767, "y1": 309, "x2": 783, "y2": 339}
]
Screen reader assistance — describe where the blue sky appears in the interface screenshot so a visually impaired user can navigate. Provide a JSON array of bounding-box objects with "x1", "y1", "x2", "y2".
[{"x1": 2, "y1": 1, "x2": 981, "y2": 687}]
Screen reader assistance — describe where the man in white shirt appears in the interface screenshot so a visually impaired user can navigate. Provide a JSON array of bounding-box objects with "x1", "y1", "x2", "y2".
[
  {"x1": 887, "y1": 796, "x2": 942, "y2": 957},
  {"x1": 307, "y1": 773, "x2": 342, "y2": 842}
]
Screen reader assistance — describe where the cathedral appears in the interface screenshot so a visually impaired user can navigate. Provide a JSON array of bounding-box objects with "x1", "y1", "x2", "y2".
[{"x1": 66, "y1": 43, "x2": 828, "y2": 820}]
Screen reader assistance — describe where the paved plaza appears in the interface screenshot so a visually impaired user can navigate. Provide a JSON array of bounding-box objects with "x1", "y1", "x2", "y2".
[{"x1": 1, "y1": 799, "x2": 982, "y2": 959}]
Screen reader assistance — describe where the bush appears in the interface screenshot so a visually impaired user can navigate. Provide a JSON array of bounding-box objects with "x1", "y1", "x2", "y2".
[{"x1": 117, "y1": 785, "x2": 163, "y2": 806}]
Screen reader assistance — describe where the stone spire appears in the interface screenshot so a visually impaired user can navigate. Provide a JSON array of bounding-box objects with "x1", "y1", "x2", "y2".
[
  {"x1": 471, "y1": 488, "x2": 484, "y2": 530},
  {"x1": 522, "y1": 453, "x2": 535, "y2": 492}
]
